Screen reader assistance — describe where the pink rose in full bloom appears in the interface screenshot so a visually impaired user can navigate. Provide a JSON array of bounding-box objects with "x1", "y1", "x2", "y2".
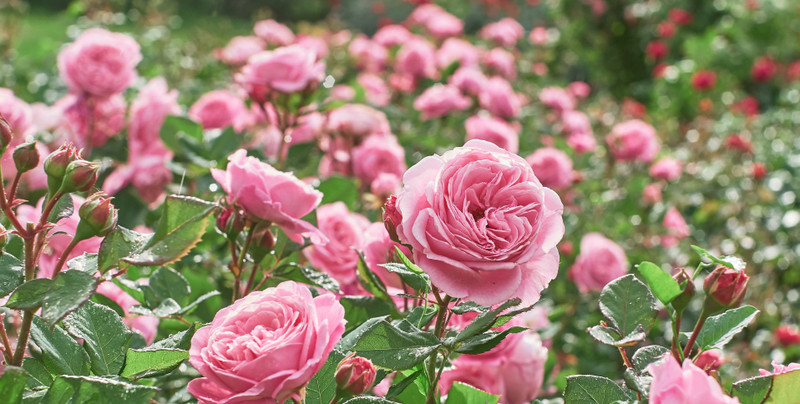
[
  {"x1": 240, "y1": 45, "x2": 325, "y2": 97},
  {"x1": 0, "y1": 88, "x2": 33, "y2": 138},
  {"x1": 362, "y1": 222, "x2": 411, "y2": 290},
  {"x1": 539, "y1": 87, "x2": 575, "y2": 114},
  {"x1": 567, "y1": 81, "x2": 591, "y2": 99},
  {"x1": 483, "y1": 48, "x2": 517, "y2": 80},
  {"x1": 437, "y1": 38, "x2": 481, "y2": 69},
  {"x1": 480, "y1": 18, "x2": 525, "y2": 47},
  {"x1": 304, "y1": 203, "x2": 370, "y2": 289},
  {"x1": 479, "y1": 77, "x2": 523, "y2": 119},
  {"x1": 357, "y1": 73, "x2": 391, "y2": 107},
  {"x1": 253, "y1": 19, "x2": 295, "y2": 46},
  {"x1": 561, "y1": 110, "x2": 592, "y2": 136},
  {"x1": 348, "y1": 35, "x2": 388, "y2": 73},
  {"x1": 96, "y1": 282, "x2": 159, "y2": 344},
  {"x1": 568, "y1": 233, "x2": 628, "y2": 293},
  {"x1": 295, "y1": 35, "x2": 328, "y2": 59},
  {"x1": 414, "y1": 84, "x2": 472, "y2": 120},
  {"x1": 211, "y1": 149, "x2": 324, "y2": 243},
  {"x1": 57, "y1": 28, "x2": 141, "y2": 99},
  {"x1": 327, "y1": 104, "x2": 391, "y2": 138},
  {"x1": 662, "y1": 207, "x2": 690, "y2": 247},
  {"x1": 189, "y1": 90, "x2": 252, "y2": 132},
  {"x1": 352, "y1": 134, "x2": 406, "y2": 186},
  {"x1": 526, "y1": 147, "x2": 574, "y2": 189},
  {"x1": 464, "y1": 115, "x2": 519, "y2": 153},
  {"x1": 642, "y1": 183, "x2": 663, "y2": 204},
  {"x1": 372, "y1": 24, "x2": 412, "y2": 48},
  {"x1": 370, "y1": 173, "x2": 401, "y2": 198},
  {"x1": 648, "y1": 356, "x2": 739, "y2": 404},
  {"x1": 395, "y1": 139, "x2": 564, "y2": 305},
  {"x1": 423, "y1": 10, "x2": 464, "y2": 39},
  {"x1": 215, "y1": 36, "x2": 265, "y2": 66},
  {"x1": 759, "y1": 361, "x2": 800, "y2": 376},
  {"x1": 606, "y1": 119, "x2": 660, "y2": 163},
  {"x1": 566, "y1": 131, "x2": 597, "y2": 154},
  {"x1": 449, "y1": 67, "x2": 488, "y2": 96},
  {"x1": 59, "y1": 93, "x2": 126, "y2": 148},
  {"x1": 529, "y1": 27, "x2": 548, "y2": 45},
  {"x1": 650, "y1": 157, "x2": 682, "y2": 181},
  {"x1": 188, "y1": 281, "x2": 345, "y2": 404},
  {"x1": 396, "y1": 39, "x2": 438, "y2": 80}
]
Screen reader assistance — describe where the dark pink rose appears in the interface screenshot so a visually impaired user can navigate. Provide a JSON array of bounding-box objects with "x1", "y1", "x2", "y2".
[
  {"x1": 253, "y1": 19, "x2": 295, "y2": 46},
  {"x1": 211, "y1": 149, "x2": 324, "y2": 243},
  {"x1": 414, "y1": 84, "x2": 471, "y2": 120},
  {"x1": 188, "y1": 281, "x2": 345, "y2": 404},
  {"x1": 372, "y1": 24, "x2": 412, "y2": 47},
  {"x1": 606, "y1": 119, "x2": 660, "y2": 163},
  {"x1": 465, "y1": 115, "x2": 519, "y2": 153},
  {"x1": 648, "y1": 356, "x2": 738, "y2": 404},
  {"x1": 327, "y1": 104, "x2": 391, "y2": 138},
  {"x1": 395, "y1": 139, "x2": 564, "y2": 305},
  {"x1": 449, "y1": 67, "x2": 488, "y2": 97},
  {"x1": 396, "y1": 39, "x2": 438, "y2": 80},
  {"x1": 484, "y1": 48, "x2": 517, "y2": 80},
  {"x1": 189, "y1": 90, "x2": 252, "y2": 133},
  {"x1": 437, "y1": 38, "x2": 481, "y2": 69},
  {"x1": 567, "y1": 81, "x2": 591, "y2": 99},
  {"x1": 526, "y1": 147, "x2": 574, "y2": 189},
  {"x1": 694, "y1": 350, "x2": 724, "y2": 374},
  {"x1": 304, "y1": 202, "x2": 370, "y2": 287},
  {"x1": 663, "y1": 207, "x2": 689, "y2": 239},
  {"x1": 240, "y1": 45, "x2": 325, "y2": 95},
  {"x1": 479, "y1": 77, "x2": 522, "y2": 119},
  {"x1": 57, "y1": 28, "x2": 141, "y2": 98},
  {"x1": 650, "y1": 157, "x2": 682, "y2": 181},
  {"x1": 352, "y1": 134, "x2": 406, "y2": 186},
  {"x1": 751, "y1": 56, "x2": 777, "y2": 82},
  {"x1": 568, "y1": 233, "x2": 628, "y2": 293},
  {"x1": 215, "y1": 36, "x2": 265, "y2": 66},
  {"x1": 59, "y1": 93, "x2": 126, "y2": 148},
  {"x1": 480, "y1": 18, "x2": 525, "y2": 47}
]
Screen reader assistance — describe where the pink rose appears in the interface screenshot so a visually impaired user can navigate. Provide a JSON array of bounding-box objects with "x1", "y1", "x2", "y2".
[
  {"x1": 59, "y1": 93, "x2": 126, "y2": 148},
  {"x1": 57, "y1": 28, "x2": 141, "y2": 98},
  {"x1": 759, "y1": 361, "x2": 800, "y2": 376},
  {"x1": 352, "y1": 134, "x2": 406, "y2": 186},
  {"x1": 465, "y1": 115, "x2": 519, "y2": 153},
  {"x1": 372, "y1": 24, "x2": 412, "y2": 48},
  {"x1": 304, "y1": 203, "x2": 370, "y2": 288},
  {"x1": 539, "y1": 87, "x2": 575, "y2": 113},
  {"x1": 561, "y1": 110, "x2": 591, "y2": 135},
  {"x1": 606, "y1": 119, "x2": 660, "y2": 163},
  {"x1": 526, "y1": 147, "x2": 574, "y2": 189},
  {"x1": 357, "y1": 73, "x2": 391, "y2": 107},
  {"x1": 287, "y1": 111, "x2": 324, "y2": 145},
  {"x1": 215, "y1": 36, "x2": 265, "y2": 66},
  {"x1": 327, "y1": 104, "x2": 391, "y2": 138},
  {"x1": 479, "y1": 77, "x2": 522, "y2": 119},
  {"x1": 529, "y1": 27, "x2": 549, "y2": 45},
  {"x1": 650, "y1": 157, "x2": 682, "y2": 181},
  {"x1": 128, "y1": 78, "x2": 179, "y2": 156},
  {"x1": 568, "y1": 81, "x2": 591, "y2": 99},
  {"x1": 295, "y1": 35, "x2": 328, "y2": 59},
  {"x1": 96, "y1": 282, "x2": 159, "y2": 344},
  {"x1": 663, "y1": 207, "x2": 689, "y2": 240},
  {"x1": 642, "y1": 183, "x2": 663, "y2": 204},
  {"x1": 362, "y1": 222, "x2": 411, "y2": 290},
  {"x1": 0, "y1": 88, "x2": 33, "y2": 138},
  {"x1": 189, "y1": 90, "x2": 252, "y2": 133},
  {"x1": 449, "y1": 67, "x2": 488, "y2": 97},
  {"x1": 437, "y1": 38, "x2": 481, "y2": 69},
  {"x1": 423, "y1": 10, "x2": 464, "y2": 39},
  {"x1": 104, "y1": 150, "x2": 172, "y2": 208},
  {"x1": 348, "y1": 35, "x2": 388, "y2": 73},
  {"x1": 188, "y1": 281, "x2": 345, "y2": 404},
  {"x1": 211, "y1": 149, "x2": 324, "y2": 243},
  {"x1": 395, "y1": 139, "x2": 564, "y2": 305},
  {"x1": 648, "y1": 356, "x2": 739, "y2": 404},
  {"x1": 483, "y1": 48, "x2": 517, "y2": 80},
  {"x1": 253, "y1": 19, "x2": 295, "y2": 46},
  {"x1": 240, "y1": 45, "x2": 325, "y2": 96},
  {"x1": 396, "y1": 39, "x2": 438, "y2": 80},
  {"x1": 370, "y1": 173, "x2": 401, "y2": 199},
  {"x1": 566, "y1": 131, "x2": 597, "y2": 154},
  {"x1": 694, "y1": 350, "x2": 724, "y2": 374},
  {"x1": 480, "y1": 18, "x2": 525, "y2": 47},
  {"x1": 568, "y1": 233, "x2": 628, "y2": 293},
  {"x1": 414, "y1": 84, "x2": 471, "y2": 120}
]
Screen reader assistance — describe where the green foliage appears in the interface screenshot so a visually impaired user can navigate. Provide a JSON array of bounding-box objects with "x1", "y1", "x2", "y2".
[
  {"x1": 691, "y1": 305, "x2": 760, "y2": 352},
  {"x1": 62, "y1": 301, "x2": 132, "y2": 376},
  {"x1": 635, "y1": 261, "x2": 682, "y2": 306},
  {"x1": 445, "y1": 382, "x2": 500, "y2": 404},
  {"x1": 0, "y1": 367, "x2": 28, "y2": 404},
  {"x1": 351, "y1": 320, "x2": 441, "y2": 370},
  {"x1": 41, "y1": 375, "x2": 157, "y2": 404},
  {"x1": 590, "y1": 275, "x2": 657, "y2": 348},
  {"x1": 120, "y1": 349, "x2": 190, "y2": 379},
  {"x1": 563, "y1": 375, "x2": 630, "y2": 403},
  {"x1": 30, "y1": 317, "x2": 90, "y2": 376},
  {"x1": 0, "y1": 253, "x2": 24, "y2": 298},
  {"x1": 305, "y1": 350, "x2": 346, "y2": 404},
  {"x1": 41, "y1": 270, "x2": 98, "y2": 327}
]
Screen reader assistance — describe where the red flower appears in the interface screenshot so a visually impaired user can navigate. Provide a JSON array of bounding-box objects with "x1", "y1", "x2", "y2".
[
  {"x1": 691, "y1": 70, "x2": 717, "y2": 91},
  {"x1": 752, "y1": 162, "x2": 767, "y2": 180},
  {"x1": 775, "y1": 325, "x2": 800, "y2": 347},
  {"x1": 668, "y1": 8, "x2": 693, "y2": 25},
  {"x1": 657, "y1": 21, "x2": 676, "y2": 38},
  {"x1": 704, "y1": 266, "x2": 749, "y2": 312},
  {"x1": 751, "y1": 56, "x2": 777, "y2": 82},
  {"x1": 646, "y1": 40, "x2": 668, "y2": 60}
]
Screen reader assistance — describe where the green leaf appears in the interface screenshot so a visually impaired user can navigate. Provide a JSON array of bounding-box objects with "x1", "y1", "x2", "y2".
[
  {"x1": 66, "y1": 253, "x2": 99, "y2": 275},
  {"x1": 693, "y1": 305, "x2": 759, "y2": 351},
  {"x1": 587, "y1": 324, "x2": 646, "y2": 347},
  {"x1": 47, "y1": 195, "x2": 74, "y2": 224},
  {"x1": 356, "y1": 254, "x2": 390, "y2": 303},
  {"x1": 623, "y1": 368, "x2": 650, "y2": 401},
  {"x1": 30, "y1": 316, "x2": 90, "y2": 376},
  {"x1": 305, "y1": 349, "x2": 346, "y2": 404},
  {"x1": 273, "y1": 263, "x2": 341, "y2": 293},
  {"x1": 766, "y1": 369, "x2": 800, "y2": 404},
  {"x1": 386, "y1": 369, "x2": 424, "y2": 400},
  {"x1": 142, "y1": 266, "x2": 191, "y2": 308},
  {"x1": 445, "y1": 382, "x2": 500, "y2": 404},
  {"x1": 341, "y1": 296, "x2": 394, "y2": 333},
  {"x1": 22, "y1": 357, "x2": 52, "y2": 388},
  {"x1": 179, "y1": 290, "x2": 221, "y2": 315},
  {"x1": 456, "y1": 327, "x2": 526, "y2": 355},
  {"x1": 41, "y1": 270, "x2": 98, "y2": 327},
  {"x1": 0, "y1": 366, "x2": 28, "y2": 404},
  {"x1": 691, "y1": 245, "x2": 741, "y2": 270},
  {"x1": 62, "y1": 301, "x2": 132, "y2": 376},
  {"x1": 352, "y1": 320, "x2": 441, "y2": 370},
  {"x1": 599, "y1": 274, "x2": 657, "y2": 337},
  {"x1": 731, "y1": 375, "x2": 773, "y2": 404},
  {"x1": 0, "y1": 253, "x2": 24, "y2": 298},
  {"x1": 5, "y1": 279, "x2": 51, "y2": 309},
  {"x1": 123, "y1": 196, "x2": 216, "y2": 266},
  {"x1": 120, "y1": 348, "x2": 189, "y2": 379},
  {"x1": 636, "y1": 261, "x2": 682, "y2": 305},
  {"x1": 450, "y1": 301, "x2": 489, "y2": 315},
  {"x1": 564, "y1": 375, "x2": 629, "y2": 403},
  {"x1": 455, "y1": 298, "x2": 521, "y2": 343},
  {"x1": 111, "y1": 277, "x2": 145, "y2": 304},
  {"x1": 341, "y1": 398, "x2": 397, "y2": 404},
  {"x1": 337, "y1": 317, "x2": 384, "y2": 352},
  {"x1": 42, "y1": 375, "x2": 158, "y2": 404},
  {"x1": 631, "y1": 345, "x2": 670, "y2": 374},
  {"x1": 404, "y1": 305, "x2": 438, "y2": 330},
  {"x1": 381, "y1": 263, "x2": 429, "y2": 292},
  {"x1": 98, "y1": 226, "x2": 151, "y2": 273},
  {"x1": 394, "y1": 246, "x2": 424, "y2": 275},
  {"x1": 317, "y1": 176, "x2": 359, "y2": 211},
  {"x1": 150, "y1": 325, "x2": 196, "y2": 350}
]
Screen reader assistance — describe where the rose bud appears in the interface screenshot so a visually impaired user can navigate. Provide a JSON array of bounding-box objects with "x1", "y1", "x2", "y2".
[
  {"x1": 335, "y1": 354, "x2": 377, "y2": 396},
  {"x1": 59, "y1": 159, "x2": 100, "y2": 193},
  {"x1": 258, "y1": 226, "x2": 275, "y2": 251},
  {"x1": 0, "y1": 114, "x2": 13, "y2": 152},
  {"x1": 44, "y1": 144, "x2": 81, "y2": 194},
  {"x1": 670, "y1": 267, "x2": 695, "y2": 312},
  {"x1": 76, "y1": 192, "x2": 118, "y2": 238},
  {"x1": 383, "y1": 194, "x2": 402, "y2": 243},
  {"x1": 13, "y1": 141, "x2": 40, "y2": 173},
  {"x1": 216, "y1": 208, "x2": 245, "y2": 236},
  {"x1": 775, "y1": 325, "x2": 800, "y2": 347},
  {"x1": 694, "y1": 349, "x2": 724, "y2": 374},
  {"x1": 703, "y1": 265, "x2": 749, "y2": 314}
]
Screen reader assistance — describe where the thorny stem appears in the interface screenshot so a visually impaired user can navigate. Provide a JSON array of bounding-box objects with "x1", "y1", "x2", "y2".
[
  {"x1": 425, "y1": 294, "x2": 452, "y2": 404},
  {"x1": 7, "y1": 170, "x2": 22, "y2": 205},
  {"x1": 12, "y1": 231, "x2": 36, "y2": 365},
  {"x1": 683, "y1": 309, "x2": 709, "y2": 358}
]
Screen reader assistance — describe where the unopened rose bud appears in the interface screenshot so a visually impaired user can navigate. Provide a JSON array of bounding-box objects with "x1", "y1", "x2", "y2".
[
  {"x1": 335, "y1": 354, "x2": 377, "y2": 396},
  {"x1": 216, "y1": 208, "x2": 245, "y2": 236},
  {"x1": 13, "y1": 142, "x2": 39, "y2": 173},
  {"x1": 259, "y1": 227, "x2": 275, "y2": 251},
  {"x1": 76, "y1": 192, "x2": 118, "y2": 238},
  {"x1": 44, "y1": 144, "x2": 80, "y2": 194},
  {"x1": 59, "y1": 159, "x2": 100, "y2": 193},
  {"x1": 0, "y1": 114, "x2": 13, "y2": 153},
  {"x1": 694, "y1": 349, "x2": 724, "y2": 374},
  {"x1": 775, "y1": 324, "x2": 800, "y2": 347},
  {"x1": 704, "y1": 265, "x2": 749, "y2": 314},
  {"x1": 383, "y1": 195, "x2": 402, "y2": 243},
  {"x1": 670, "y1": 267, "x2": 695, "y2": 312}
]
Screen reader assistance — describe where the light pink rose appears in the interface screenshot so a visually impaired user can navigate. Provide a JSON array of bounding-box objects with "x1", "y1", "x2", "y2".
[
  {"x1": 96, "y1": 282, "x2": 159, "y2": 344},
  {"x1": 407, "y1": 4, "x2": 446, "y2": 26},
  {"x1": 357, "y1": 73, "x2": 391, "y2": 107},
  {"x1": 362, "y1": 222, "x2": 411, "y2": 290},
  {"x1": 650, "y1": 157, "x2": 682, "y2": 181},
  {"x1": 348, "y1": 35, "x2": 388, "y2": 73},
  {"x1": 395, "y1": 139, "x2": 564, "y2": 305},
  {"x1": 304, "y1": 203, "x2": 370, "y2": 287},
  {"x1": 128, "y1": 78, "x2": 179, "y2": 156},
  {"x1": 424, "y1": 11, "x2": 464, "y2": 39},
  {"x1": 648, "y1": 356, "x2": 740, "y2": 404},
  {"x1": 188, "y1": 281, "x2": 345, "y2": 404},
  {"x1": 539, "y1": 87, "x2": 576, "y2": 113},
  {"x1": 606, "y1": 119, "x2": 660, "y2": 163},
  {"x1": 30, "y1": 102, "x2": 64, "y2": 133},
  {"x1": 449, "y1": 68, "x2": 488, "y2": 97},
  {"x1": 642, "y1": 183, "x2": 663, "y2": 204},
  {"x1": 295, "y1": 35, "x2": 328, "y2": 59},
  {"x1": 483, "y1": 48, "x2": 517, "y2": 80},
  {"x1": 57, "y1": 28, "x2": 141, "y2": 98},
  {"x1": 465, "y1": 115, "x2": 519, "y2": 153},
  {"x1": 414, "y1": 84, "x2": 472, "y2": 120},
  {"x1": 396, "y1": 39, "x2": 438, "y2": 80},
  {"x1": 566, "y1": 131, "x2": 597, "y2": 154},
  {"x1": 479, "y1": 77, "x2": 522, "y2": 119},
  {"x1": 663, "y1": 207, "x2": 689, "y2": 240},
  {"x1": 329, "y1": 85, "x2": 355, "y2": 102},
  {"x1": 0, "y1": 88, "x2": 33, "y2": 138},
  {"x1": 352, "y1": 134, "x2": 406, "y2": 186},
  {"x1": 240, "y1": 45, "x2": 325, "y2": 96},
  {"x1": 480, "y1": 18, "x2": 525, "y2": 47},
  {"x1": 388, "y1": 73, "x2": 416, "y2": 93},
  {"x1": 437, "y1": 38, "x2": 481, "y2": 69},
  {"x1": 327, "y1": 104, "x2": 391, "y2": 138},
  {"x1": 287, "y1": 111, "x2": 324, "y2": 145},
  {"x1": 103, "y1": 149, "x2": 173, "y2": 208},
  {"x1": 568, "y1": 81, "x2": 591, "y2": 99},
  {"x1": 253, "y1": 19, "x2": 295, "y2": 46},
  {"x1": 561, "y1": 110, "x2": 591, "y2": 135},
  {"x1": 59, "y1": 93, "x2": 126, "y2": 148},
  {"x1": 526, "y1": 147, "x2": 574, "y2": 189},
  {"x1": 529, "y1": 27, "x2": 548, "y2": 45},
  {"x1": 215, "y1": 36, "x2": 265, "y2": 66},
  {"x1": 759, "y1": 361, "x2": 800, "y2": 376},
  {"x1": 211, "y1": 149, "x2": 324, "y2": 243},
  {"x1": 370, "y1": 173, "x2": 401, "y2": 199},
  {"x1": 372, "y1": 24, "x2": 412, "y2": 47},
  {"x1": 189, "y1": 90, "x2": 252, "y2": 133},
  {"x1": 568, "y1": 233, "x2": 628, "y2": 293}
]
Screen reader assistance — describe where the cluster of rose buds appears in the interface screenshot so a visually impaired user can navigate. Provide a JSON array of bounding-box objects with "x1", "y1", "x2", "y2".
[{"x1": 43, "y1": 144, "x2": 100, "y2": 195}]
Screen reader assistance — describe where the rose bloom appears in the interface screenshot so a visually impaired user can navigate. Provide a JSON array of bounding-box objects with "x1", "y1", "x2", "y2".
[
  {"x1": 760, "y1": 361, "x2": 800, "y2": 376},
  {"x1": 188, "y1": 281, "x2": 345, "y2": 404},
  {"x1": 479, "y1": 77, "x2": 522, "y2": 119},
  {"x1": 327, "y1": 104, "x2": 391, "y2": 138},
  {"x1": 751, "y1": 56, "x2": 777, "y2": 82},
  {"x1": 215, "y1": 36, "x2": 265, "y2": 66},
  {"x1": 539, "y1": 87, "x2": 576, "y2": 113},
  {"x1": 59, "y1": 93, "x2": 126, "y2": 148},
  {"x1": 286, "y1": 111, "x2": 324, "y2": 145},
  {"x1": 423, "y1": 10, "x2": 464, "y2": 38},
  {"x1": 668, "y1": 8, "x2": 694, "y2": 25},
  {"x1": 561, "y1": 110, "x2": 591, "y2": 135},
  {"x1": 723, "y1": 133, "x2": 753, "y2": 154},
  {"x1": 529, "y1": 27, "x2": 548, "y2": 45},
  {"x1": 480, "y1": 18, "x2": 525, "y2": 47},
  {"x1": 370, "y1": 173, "x2": 401, "y2": 199},
  {"x1": 437, "y1": 38, "x2": 481, "y2": 70},
  {"x1": 465, "y1": 115, "x2": 519, "y2": 154},
  {"x1": 395, "y1": 139, "x2": 564, "y2": 305},
  {"x1": 646, "y1": 40, "x2": 668, "y2": 60},
  {"x1": 775, "y1": 324, "x2": 800, "y2": 347},
  {"x1": 295, "y1": 35, "x2": 328, "y2": 59},
  {"x1": 663, "y1": 207, "x2": 690, "y2": 239},
  {"x1": 566, "y1": 131, "x2": 597, "y2": 154},
  {"x1": 650, "y1": 157, "x2": 682, "y2": 181},
  {"x1": 212, "y1": 149, "x2": 324, "y2": 243},
  {"x1": 694, "y1": 350, "x2": 724, "y2": 374},
  {"x1": 568, "y1": 233, "x2": 628, "y2": 293},
  {"x1": 304, "y1": 202, "x2": 370, "y2": 288},
  {"x1": 526, "y1": 147, "x2": 574, "y2": 189},
  {"x1": 189, "y1": 90, "x2": 252, "y2": 133},
  {"x1": 240, "y1": 45, "x2": 325, "y2": 96},
  {"x1": 372, "y1": 24, "x2": 412, "y2": 47},
  {"x1": 348, "y1": 35, "x2": 388, "y2": 73},
  {"x1": 483, "y1": 48, "x2": 517, "y2": 80},
  {"x1": 352, "y1": 134, "x2": 407, "y2": 186},
  {"x1": 396, "y1": 38, "x2": 438, "y2": 80},
  {"x1": 253, "y1": 19, "x2": 295, "y2": 46},
  {"x1": 329, "y1": 85, "x2": 355, "y2": 102},
  {"x1": 362, "y1": 222, "x2": 411, "y2": 290},
  {"x1": 449, "y1": 67, "x2": 488, "y2": 97},
  {"x1": 606, "y1": 119, "x2": 660, "y2": 163},
  {"x1": 0, "y1": 88, "x2": 33, "y2": 138},
  {"x1": 691, "y1": 70, "x2": 717, "y2": 91},
  {"x1": 658, "y1": 21, "x2": 676, "y2": 38},
  {"x1": 642, "y1": 183, "x2": 663, "y2": 204},
  {"x1": 357, "y1": 73, "x2": 391, "y2": 107},
  {"x1": 58, "y1": 28, "x2": 141, "y2": 99},
  {"x1": 567, "y1": 81, "x2": 591, "y2": 99},
  {"x1": 414, "y1": 84, "x2": 472, "y2": 120},
  {"x1": 648, "y1": 356, "x2": 739, "y2": 404}
]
